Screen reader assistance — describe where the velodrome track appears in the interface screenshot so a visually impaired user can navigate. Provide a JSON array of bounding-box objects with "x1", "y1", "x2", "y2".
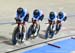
[{"x1": 0, "y1": 0, "x2": 75, "y2": 53}]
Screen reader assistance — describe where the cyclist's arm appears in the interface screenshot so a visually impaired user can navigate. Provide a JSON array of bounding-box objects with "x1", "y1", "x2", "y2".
[{"x1": 24, "y1": 13, "x2": 29, "y2": 22}]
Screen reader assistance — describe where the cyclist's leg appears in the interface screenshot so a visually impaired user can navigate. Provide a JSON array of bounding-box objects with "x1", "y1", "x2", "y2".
[
  {"x1": 33, "y1": 21, "x2": 38, "y2": 37},
  {"x1": 56, "y1": 20, "x2": 62, "y2": 34},
  {"x1": 22, "y1": 15, "x2": 29, "y2": 41},
  {"x1": 21, "y1": 22, "x2": 27, "y2": 42}
]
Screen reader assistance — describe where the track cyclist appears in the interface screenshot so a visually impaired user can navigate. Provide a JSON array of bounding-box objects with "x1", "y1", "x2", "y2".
[
  {"x1": 32, "y1": 9, "x2": 44, "y2": 37},
  {"x1": 46, "y1": 11, "x2": 57, "y2": 38},
  {"x1": 15, "y1": 7, "x2": 29, "y2": 42},
  {"x1": 56, "y1": 11, "x2": 67, "y2": 34}
]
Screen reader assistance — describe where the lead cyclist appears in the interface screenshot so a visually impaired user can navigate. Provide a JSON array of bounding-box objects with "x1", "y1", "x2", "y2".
[{"x1": 15, "y1": 7, "x2": 29, "y2": 42}]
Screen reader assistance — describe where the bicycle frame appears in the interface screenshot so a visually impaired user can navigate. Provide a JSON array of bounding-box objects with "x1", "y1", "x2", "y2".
[{"x1": 45, "y1": 22, "x2": 56, "y2": 39}]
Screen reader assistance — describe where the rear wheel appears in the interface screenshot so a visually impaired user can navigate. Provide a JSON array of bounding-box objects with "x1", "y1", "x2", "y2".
[{"x1": 26, "y1": 24, "x2": 40, "y2": 40}]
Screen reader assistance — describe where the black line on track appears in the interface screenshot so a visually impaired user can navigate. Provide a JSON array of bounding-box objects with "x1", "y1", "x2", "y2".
[
  {"x1": 47, "y1": 43, "x2": 61, "y2": 48},
  {"x1": 6, "y1": 35, "x2": 74, "y2": 53}
]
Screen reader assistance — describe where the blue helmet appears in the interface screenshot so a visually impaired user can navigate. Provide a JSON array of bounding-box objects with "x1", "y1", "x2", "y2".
[
  {"x1": 33, "y1": 9, "x2": 40, "y2": 16},
  {"x1": 49, "y1": 11, "x2": 55, "y2": 19},
  {"x1": 58, "y1": 12, "x2": 64, "y2": 19},
  {"x1": 17, "y1": 7, "x2": 23, "y2": 15}
]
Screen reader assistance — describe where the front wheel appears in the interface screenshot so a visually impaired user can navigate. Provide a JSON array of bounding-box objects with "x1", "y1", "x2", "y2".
[
  {"x1": 45, "y1": 25, "x2": 50, "y2": 39},
  {"x1": 26, "y1": 24, "x2": 40, "y2": 40},
  {"x1": 12, "y1": 26, "x2": 19, "y2": 45},
  {"x1": 26, "y1": 25, "x2": 33, "y2": 40}
]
